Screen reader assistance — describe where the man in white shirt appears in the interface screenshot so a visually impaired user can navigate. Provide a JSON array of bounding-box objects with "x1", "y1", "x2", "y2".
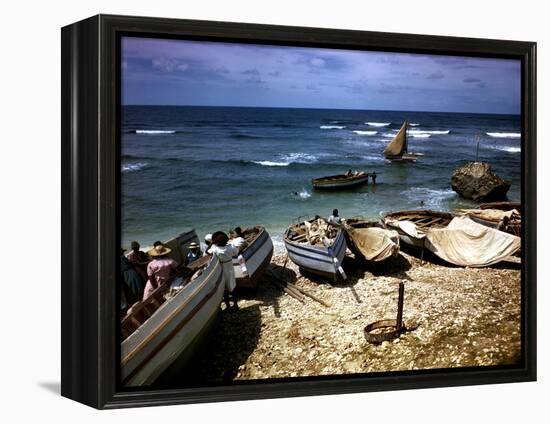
[{"x1": 328, "y1": 208, "x2": 342, "y2": 226}]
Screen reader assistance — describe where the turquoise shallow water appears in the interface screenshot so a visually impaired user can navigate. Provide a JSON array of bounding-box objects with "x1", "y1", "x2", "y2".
[{"x1": 121, "y1": 106, "x2": 521, "y2": 252}]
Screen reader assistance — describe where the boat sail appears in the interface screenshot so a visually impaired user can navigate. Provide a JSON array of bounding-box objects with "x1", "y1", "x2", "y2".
[{"x1": 383, "y1": 121, "x2": 417, "y2": 162}]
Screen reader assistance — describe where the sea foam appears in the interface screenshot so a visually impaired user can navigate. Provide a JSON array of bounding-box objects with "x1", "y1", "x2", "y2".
[
  {"x1": 365, "y1": 122, "x2": 391, "y2": 127},
  {"x1": 122, "y1": 162, "x2": 148, "y2": 173},
  {"x1": 402, "y1": 187, "x2": 457, "y2": 209},
  {"x1": 253, "y1": 152, "x2": 319, "y2": 167},
  {"x1": 320, "y1": 125, "x2": 346, "y2": 129},
  {"x1": 135, "y1": 130, "x2": 176, "y2": 134},
  {"x1": 486, "y1": 132, "x2": 521, "y2": 139},
  {"x1": 409, "y1": 129, "x2": 450, "y2": 135},
  {"x1": 353, "y1": 130, "x2": 378, "y2": 136}
]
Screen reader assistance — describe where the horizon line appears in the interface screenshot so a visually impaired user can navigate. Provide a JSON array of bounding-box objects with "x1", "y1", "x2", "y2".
[{"x1": 121, "y1": 104, "x2": 520, "y2": 116}]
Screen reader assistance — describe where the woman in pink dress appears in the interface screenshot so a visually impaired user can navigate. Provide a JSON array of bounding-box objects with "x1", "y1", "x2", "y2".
[{"x1": 143, "y1": 244, "x2": 178, "y2": 300}]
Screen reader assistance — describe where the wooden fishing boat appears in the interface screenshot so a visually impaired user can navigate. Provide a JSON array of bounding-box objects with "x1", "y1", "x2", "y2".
[
  {"x1": 121, "y1": 255, "x2": 224, "y2": 387},
  {"x1": 383, "y1": 121, "x2": 420, "y2": 162},
  {"x1": 344, "y1": 218, "x2": 400, "y2": 262},
  {"x1": 284, "y1": 217, "x2": 347, "y2": 281},
  {"x1": 479, "y1": 201, "x2": 521, "y2": 211},
  {"x1": 454, "y1": 207, "x2": 521, "y2": 237},
  {"x1": 312, "y1": 172, "x2": 369, "y2": 190},
  {"x1": 232, "y1": 226, "x2": 274, "y2": 288},
  {"x1": 382, "y1": 210, "x2": 453, "y2": 248}
]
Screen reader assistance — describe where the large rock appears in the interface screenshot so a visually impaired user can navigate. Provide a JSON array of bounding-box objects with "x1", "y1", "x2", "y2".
[{"x1": 451, "y1": 162, "x2": 511, "y2": 202}]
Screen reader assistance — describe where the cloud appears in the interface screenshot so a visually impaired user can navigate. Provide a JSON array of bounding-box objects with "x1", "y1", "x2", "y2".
[
  {"x1": 214, "y1": 67, "x2": 230, "y2": 75},
  {"x1": 463, "y1": 77, "x2": 482, "y2": 83},
  {"x1": 241, "y1": 68, "x2": 260, "y2": 75},
  {"x1": 245, "y1": 76, "x2": 266, "y2": 85},
  {"x1": 152, "y1": 57, "x2": 189, "y2": 73},
  {"x1": 310, "y1": 58, "x2": 325, "y2": 67},
  {"x1": 427, "y1": 71, "x2": 445, "y2": 80},
  {"x1": 268, "y1": 71, "x2": 281, "y2": 77}
]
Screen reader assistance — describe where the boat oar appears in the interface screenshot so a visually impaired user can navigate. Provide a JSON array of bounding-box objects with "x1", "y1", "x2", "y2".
[
  {"x1": 267, "y1": 269, "x2": 330, "y2": 308},
  {"x1": 269, "y1": 277, "x2": 305, "y2": 303},
  {"x1": 287, "y1": 281, "x2": 331, "y2": 308}
]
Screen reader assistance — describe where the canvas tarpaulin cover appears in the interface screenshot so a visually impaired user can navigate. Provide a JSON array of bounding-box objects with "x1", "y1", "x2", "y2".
[
  {"x1": 386, "y1": 219, "x2": 428, "y2": 240},
  {"x1": 346, "y1": 226, "x2": 400, "y2": 261},
  {"x1": 425, "y1": 216, "x2": 520, "y2": 267},
  {"x1": 454, "y1": 208, "x2": 520, "y2": 223}
]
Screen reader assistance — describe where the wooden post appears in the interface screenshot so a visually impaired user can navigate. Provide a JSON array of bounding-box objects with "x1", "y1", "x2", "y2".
[{"x1": 396, "y1": 282, "x2": 405, "y2": 331}]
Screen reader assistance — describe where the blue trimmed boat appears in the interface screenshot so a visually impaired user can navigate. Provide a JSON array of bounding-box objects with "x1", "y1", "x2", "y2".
[
  {"x1": 283, "y1": 218, "x2": 348, "y2": 282},
  {"x1": 233, "y1": 226, "x2": 274, "y2": 289}
]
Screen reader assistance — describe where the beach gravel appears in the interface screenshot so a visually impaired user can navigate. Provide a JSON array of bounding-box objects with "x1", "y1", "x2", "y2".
[{"x1": 185, "y1": 249, "x2": 521, "y2": 384}]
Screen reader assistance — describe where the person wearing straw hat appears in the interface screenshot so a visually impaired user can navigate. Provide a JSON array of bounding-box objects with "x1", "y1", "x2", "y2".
[
  {"x1": 143, "y1": 243, "x2": 178, "y2": 300},
  {"x1": 185, "y1": 242, "x2": 202, "y2": 265},
  {"x1": 210, "y1": 231, "x2": 239, "y2": 310}
]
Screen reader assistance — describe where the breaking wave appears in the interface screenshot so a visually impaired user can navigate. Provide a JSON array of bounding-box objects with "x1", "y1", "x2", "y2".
[
  {"x1": 353, "y1": 130, "x2": 378, "y2": 136},
  {"x1": 488, "y1": 145, "x2": 521, "y2": 154},
  {"x1": 253, "y1": 152, "x2": 319, "y2": 167},
  {"x1": 320, "y1": 125, "x2": 346, "y2": 129},
  {"x1": 253, "y1": 161, "x2": 289, "y2": 167},
  {"x1": 401, "y1": 187, "x2": 457, "y2": 209},
  {"x1": 409, "y1": 129, "x2": 450, "y2": 135},
  {"x1": 135, "y1": 130, "x2": 176, "y2": 134},
  {"x1": 365, "y1": 122, "x2": 391, "y2": 127},
  {"x1": 122, "y1": 162, "x2": 148, "y2": 173},
  {"x1": 486, "y1": 132, "x2": 521, "y2": 139}
]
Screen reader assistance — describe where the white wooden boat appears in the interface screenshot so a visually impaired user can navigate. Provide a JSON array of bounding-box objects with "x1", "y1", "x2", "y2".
[
  {"x1": 121, "y1": 255, "x2": 224, "y2": 387},
  {"x1": 284, "y1": 217, "x2": 347, "y2": 281},
  {"x1": 233, "y1": 226, "x2": 274, "y2": 289}
]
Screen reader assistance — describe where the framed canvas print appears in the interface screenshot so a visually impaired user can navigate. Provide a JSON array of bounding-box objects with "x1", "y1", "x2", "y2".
[{"x1": 61, "y1": 14, "x2": 536, "y2": 409}]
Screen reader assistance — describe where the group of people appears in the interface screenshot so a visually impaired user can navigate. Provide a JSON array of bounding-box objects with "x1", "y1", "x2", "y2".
[
  {"x1": 120, "y1": 227, "x2": 249, "y2": 314},
  {"x1": 346, "y1": 169, "x2": 377, "y2": 184}
]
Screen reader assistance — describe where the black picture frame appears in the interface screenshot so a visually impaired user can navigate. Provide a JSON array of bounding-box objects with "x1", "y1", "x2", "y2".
[{"x1": 61, "y1": 14, "x2": 537, "y2": 409}]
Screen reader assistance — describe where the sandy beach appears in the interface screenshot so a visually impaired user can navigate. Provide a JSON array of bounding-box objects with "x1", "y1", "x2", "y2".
[{"x1": 181, "y1": 249, "x2": 521, "y2": 385}]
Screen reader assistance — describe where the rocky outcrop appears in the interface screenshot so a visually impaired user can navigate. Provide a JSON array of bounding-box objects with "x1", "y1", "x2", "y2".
[{"x1": 451, "y1": 162, "x2": 511, "y2": 202}]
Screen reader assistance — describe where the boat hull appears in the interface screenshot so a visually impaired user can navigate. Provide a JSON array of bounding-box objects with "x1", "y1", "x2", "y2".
[
  {"x1": 233, "y1": 228, "x2": 274, "y2": 289},
  {"x1": 312, "y1": 175, "x2": 369, "y2": 190},
  {"x1": 284, "y1": 229, "x2": 347, "y2": 281},
  {"x1": 121, "y1": 257, "x2": 224, "y2": 387}
]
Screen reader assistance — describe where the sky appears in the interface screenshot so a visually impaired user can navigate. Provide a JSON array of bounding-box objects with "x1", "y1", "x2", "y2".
[{"x1": 122, "y1": 37, "x2": 521, "y2": 114}]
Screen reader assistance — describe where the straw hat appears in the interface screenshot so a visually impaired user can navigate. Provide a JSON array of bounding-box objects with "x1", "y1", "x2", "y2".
[
  {"x1": 188, "y1": 242, "x2": 199, "y2": 249},
  {"x1": 148, "y1": 244, "x2": 172, "y2": 257}
]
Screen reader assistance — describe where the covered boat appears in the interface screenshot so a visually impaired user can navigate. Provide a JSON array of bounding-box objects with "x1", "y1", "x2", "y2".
[
  {"x1": 232, "y1": 226, "x2": 274, "y2": 288},
  {"x1": 284, "y1": 217, "x2": 347, "y2": 281},
  {"x1": 383, "y1": 211, "x2": 520, "y2": 267},
  {"x1": 454, "y1": 207, "x2": 521, "y2": 237},
  {"x1": 344, "y1": 218, "x2": 400, "y2": 262},
  {"x1": 425, "y1": 216, "x2": 521, "y2": 267},
  {"x1": 312, "y1": 172, "x2": 369, "y2": 190},
  {"x1": 382, "y1": 210, "x2": 453, "y2": 248},
  {"x1": 121, "y1": 255, "x2": 224, "y2": 387},
  {"x1": 383, "y1": 121, "x2": 419, "y2": 162}
]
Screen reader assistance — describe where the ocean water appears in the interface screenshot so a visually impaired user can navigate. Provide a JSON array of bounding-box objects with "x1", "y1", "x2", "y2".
[{"x1": 121, "y1": 106, "x2": 521, "y2": 251}]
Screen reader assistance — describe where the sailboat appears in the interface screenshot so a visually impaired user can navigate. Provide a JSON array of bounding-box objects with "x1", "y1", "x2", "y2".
[{"x1": 383, "y1": 121, "x2": 419, "y2": 162}]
